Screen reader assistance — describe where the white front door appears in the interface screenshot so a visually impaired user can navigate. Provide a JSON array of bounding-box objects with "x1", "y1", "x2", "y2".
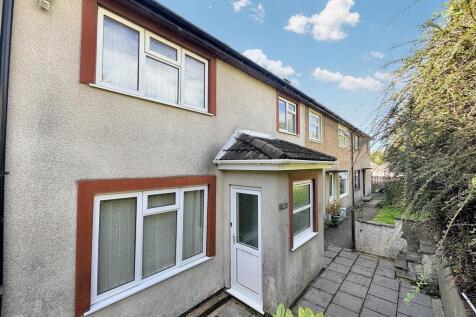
[{"x1": 229, "y1": 187, "x2": 263, "y2": 313}]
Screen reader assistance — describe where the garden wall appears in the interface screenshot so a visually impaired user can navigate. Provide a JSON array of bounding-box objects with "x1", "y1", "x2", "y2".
[
  {"x1": 355, "y1": 219, "x2": 406, "y2": 258},
  {"x1": 437, "y1": 258, "x2": 470, "y2": 317}
]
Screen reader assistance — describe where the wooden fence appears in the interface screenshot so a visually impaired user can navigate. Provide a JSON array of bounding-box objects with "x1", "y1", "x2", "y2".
[{"x1": 371, "y1": 176, "x2": 394, "y2": 191}]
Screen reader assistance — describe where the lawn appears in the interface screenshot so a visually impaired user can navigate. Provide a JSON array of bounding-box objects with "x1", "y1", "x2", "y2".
[{"x1": 372, "y1": 206, "x2": 403, "y2": 225}]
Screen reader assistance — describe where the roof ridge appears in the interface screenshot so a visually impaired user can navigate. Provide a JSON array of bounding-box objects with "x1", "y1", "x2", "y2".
[{"x1": 237, "y1": 134, "x2": 287, "y2": 159}]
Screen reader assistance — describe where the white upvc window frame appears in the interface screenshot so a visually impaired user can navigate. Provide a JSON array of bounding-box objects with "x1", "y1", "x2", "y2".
[
  {"x1": 95, "y1": 7, "x2": 209, "y2": 113},
  {"x1": 328, "y1": 173, "x2": 335, "y2": 202},
  {"x1": 309, "y1": 110, "x2": 323, "y2": 143},
  {"x1": 339, "y1": 172, "x2": 349, "y2": 198},
  {"x1": 353, "y1": 134, "x2": 360, "y2": 151},
  {"x1": 292, "y1": 180, "x2": 315, "y2": 250},
  {"x1": 90, "y1": 185, "x2": 208, "y2": 312},
  {"x1": 278, "y1": 97, "x2": 298, "y2": 135},
  {"x1": 338, "y1": 125, "x2": 350, "y2": 148}
]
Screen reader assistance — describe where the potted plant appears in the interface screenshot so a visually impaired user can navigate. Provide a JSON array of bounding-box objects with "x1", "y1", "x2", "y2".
[{"x1": 326, "y1": 200, "x2": 342, "y2": 225}]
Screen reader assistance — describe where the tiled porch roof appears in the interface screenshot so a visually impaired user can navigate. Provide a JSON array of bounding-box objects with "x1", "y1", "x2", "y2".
[{"x1": 218, "y1": 132, "x2": 336, "y2": 162}]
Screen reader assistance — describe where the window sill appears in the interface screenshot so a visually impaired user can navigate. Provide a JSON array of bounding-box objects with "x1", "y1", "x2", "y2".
[
  {"x1": 292, "y1": 231, "x2": 318, "y2": 251},
  {"x1": 278, "y1": 129, "x2": 299, "y2": 137},
  {"x1": 309, "y1": 138, "x2": 322, "y2": 144},
  {"x1": 89, "y1": 83, "x2": 214, "y2": 117},
  {"x1": 85, "y1": 256, "x2": 212, "y2": 316},
  {"x1": 340, "y1": 193, "x2": 349, "y2": 199},
  {"x1": 338, "y1": 145, "x2": 350, "y2": 149}
]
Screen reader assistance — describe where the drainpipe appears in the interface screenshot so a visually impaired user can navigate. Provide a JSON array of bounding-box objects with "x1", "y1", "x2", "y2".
[
  {"x1": 0, "y1": 0, "x2": 15, "y2": 288},
  {"x1": 351, "y1": 134, "x2": 355, "y2": 249}
]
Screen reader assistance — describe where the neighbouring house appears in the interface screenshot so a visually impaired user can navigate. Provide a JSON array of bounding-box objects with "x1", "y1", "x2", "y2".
[{"x1": 0, "y1": 1, "x2": 371, "y2": 316}]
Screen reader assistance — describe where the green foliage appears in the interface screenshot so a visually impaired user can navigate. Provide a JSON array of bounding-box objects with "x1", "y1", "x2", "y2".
[
  {"x1": 371, "y1": 151, "x2": 385, "y2": 165},
  {"x1": 382, "y1": 180, "x2": 403, "y2": 207},
  {"x1": 375, "y1": 0, "x2": 476, "y2": 298},
  {"x1": 273, "y1": 304, "x2": 324, "y2": 317},
  {"x1": 373, "y1": 207, "x2": 403, "y2": 225}
]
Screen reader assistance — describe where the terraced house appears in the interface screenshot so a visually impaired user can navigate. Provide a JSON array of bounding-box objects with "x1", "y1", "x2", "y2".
[{"x1": 0, "y1": 0, "x2": 371, "y2": 316}]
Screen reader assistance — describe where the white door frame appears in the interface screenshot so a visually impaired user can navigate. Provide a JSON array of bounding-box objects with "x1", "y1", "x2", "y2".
[{"x1": 228, "y1": 186, "x2": 263, "y2": 314}]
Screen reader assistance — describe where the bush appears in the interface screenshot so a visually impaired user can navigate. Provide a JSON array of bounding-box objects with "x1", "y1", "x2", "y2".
[{"x1": 273, "y1": 303, "x2": 324, "y2": 317}]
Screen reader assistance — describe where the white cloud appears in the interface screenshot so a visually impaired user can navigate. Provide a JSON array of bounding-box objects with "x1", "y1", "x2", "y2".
[
  {"x1": 243, "y1": 49, "x2": 296, "y2": 79},
  {"x1": 285, "y1": 0, "x2": 359, "y2": 41},
  {"x1": 232, "y1": 0, "x2": 250, "y2": 12},
  {"x1": 312, "y1": 67, "x2": 382, "y2": 91},
  {"x1": 250, "y1": 3, "x2": 265, "y2": 23},
  {"x1": 374, "y1": 71, "x2": 391, "y2": 81},
  {"x1": 369, "y1": 51, "x2": 385, "y2": 59}
]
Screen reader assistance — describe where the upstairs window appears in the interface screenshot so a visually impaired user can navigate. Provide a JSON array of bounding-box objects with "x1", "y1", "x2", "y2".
[
  {"x1": 96, "y1": 8, "x2": 209, "y2": 112},
  {"x1": 309, "y1": 111, "x2": 322, "y2": 142},
  {"x1": 278, "y1": 97, "x2": 298, "y2": 134},
  {"x1": 353, "y1": 134, "x2": 360, "y2": 151},
  {"x1": 338, "y1": 125, "x2": 350, "y2": 148}
]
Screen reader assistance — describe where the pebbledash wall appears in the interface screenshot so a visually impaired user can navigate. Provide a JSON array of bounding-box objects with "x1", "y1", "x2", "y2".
[{"x1": 2, "y1": 1, "x2": 369, "y2": 317}]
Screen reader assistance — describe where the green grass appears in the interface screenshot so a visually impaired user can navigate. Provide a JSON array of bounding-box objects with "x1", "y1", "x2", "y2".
[{"x1": 372, "y1": 207, "x2": 403, "y2": 225}]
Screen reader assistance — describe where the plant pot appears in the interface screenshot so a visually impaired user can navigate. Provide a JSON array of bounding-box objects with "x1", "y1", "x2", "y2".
[{"x1": 331, "y1": 215, "x2": 340, "y2": 225}]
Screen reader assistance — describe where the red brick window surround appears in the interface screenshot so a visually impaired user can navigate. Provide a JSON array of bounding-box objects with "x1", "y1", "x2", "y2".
[
  {"x1": 80, "y1": 0, "x2": 217, "y2": 115},
  {"x1": 288, "y1": 173, "x2": 319, "y2": 250},
  {"x1": 75, "y1": 175, "x2": 216, "y2": 317}
]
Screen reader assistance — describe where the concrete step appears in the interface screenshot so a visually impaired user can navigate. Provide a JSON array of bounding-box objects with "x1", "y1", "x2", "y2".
[
  {"x1": 184, "y1": 290, "x2": 231, "y2": 317},
  {"x1": 394, "y1": 252, "x2": 408, "y2": 270},
  {"x1": 406, "y1": 250, "x2": 422, "y2": 264},
  {"x1": 396, "y1": 268, "x2": 417, "y2": 282},
  {"x1": 419, "y1": 239, "x2": 436, "y2": 254}
]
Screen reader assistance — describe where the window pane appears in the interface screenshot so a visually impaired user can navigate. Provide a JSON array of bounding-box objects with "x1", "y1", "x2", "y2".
[
  {"x1": 147, "y1": 192, "x2": 176, "y2": 209},
  {"x1": 293, "y1": 207, "x2": 311, "y2": 236},
  {"x1": 182, "y1": 190, "x2": 205, "y2": 260},
  {"x1": 288, "y1": 103, "x2": 296, "y2": 112},
  {"x1": 150, "y1": 38, "x2": 177, "y2": 61},
  {"x1": 287, "y1": 113, "x2": 296, "y2": 133},
  {"x1": 102, "y1": 17, "x2": 139, "y2": 90},
  {"x1": 183, "y1": 55, "x2": 206, "y2": 109},
  {"x1": 98, "y1": 198, "x2": 136, "y2": 294},
  {"x1": 328, "y1": 175, "x2": 334, "y2": 198},
  {"x1": 145, "y1": 57, "x2": 179, "y2": 105},
  {"x1": 142, "y1": 211, "x2": 177, "y2": 278},
  {"x1": 279, "y1": 100, "x2": 287, "y2": 130},
  {"x1": 310, "y1": 115, "x2": 319, "y2": 139},
  {"x1": 339, "y1": 172, "x2": 348, "y2": 194},
  {"x1": 293, "y1": 184, "x2": 310, "y2": 209},
  {"x1": 237, "y1": 193, "x2": 259, "y2": 249}
]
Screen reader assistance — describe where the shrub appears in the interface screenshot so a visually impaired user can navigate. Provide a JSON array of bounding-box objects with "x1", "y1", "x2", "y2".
[{"x1": 273, "y1": 303, "x2": 324, "y2": 317}]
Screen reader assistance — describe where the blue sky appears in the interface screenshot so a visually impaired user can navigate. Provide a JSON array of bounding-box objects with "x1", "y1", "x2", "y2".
[{"x1": 157, "y1": 0, "x2": 445, "y2": 132}]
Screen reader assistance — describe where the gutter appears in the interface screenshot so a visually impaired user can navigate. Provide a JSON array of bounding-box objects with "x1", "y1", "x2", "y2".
[{"x1": 0, "y1": 0, "x2": 14, "y2": 287}]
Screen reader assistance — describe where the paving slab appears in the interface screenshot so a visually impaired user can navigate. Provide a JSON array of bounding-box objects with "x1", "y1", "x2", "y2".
[
  {"x1": 340, "y1": 250, "x2": 359, "y2": 260},
  {"x1": 302, "y1": 287, "x2": 333, "y2": 308},
  {"x1": 375, "y1": 266, "x2": 395, "y2": 279},
  {"x1": 358, "y1": 254, "x2": 379, "y2": 262},
  {"x1": 397, "y1": 299, "x2": 433, "y2": 317},
  {"x1": 208, "y1": 300, "x2": 256, "y2": 317},
  {"x1": 363, "y1": 295, "x2": 397, "y2": 317},
  {"x1": 346, "y1": 272, "x2": 372, "y2": 287},
  {"x1": 325, "y1": 303, "x2": 358, "y2": 317},
  {"x1": 339, "y1": 280, "x2": 368, "y2": 298},
  {"x1": 360, "y1": 308, "x2": 387, "y2": 317},
  {"x1": 368, "y1": 283, "x2": 398, "y2": 303},
  {"x1": 293, "y1": 298, "x2": 326, "y2": 314},
  {"x1": 323, "y1": 256, "x2": 333, "y2": 267},
  {"x1": 351, "y1": 264, "x2": 374, "y2": 277},
  {"x1": 324, "y1": 250, "x2": 338, "y2": 259},
  {"x1": 332, "y1": 291, "x2": 364, "y2": 313},
  {"x1": 326, "y1": 245, "x2": 342, "y2": 253},
  {"x1": 327, "y1": 262, "x2": 351, "y2": 275},
  {"x1": 334, "y1": 256, "x2": 355, "y2": 266},
  {"x1": 311, "y1": 277, "x2": 340, "y2": 295},
  {"x1": 378, "y1": 258, "x2": 395, "y2": 268},
  {"x1": 372, "y1": 274, "x2": 399, "y2": 291},
  {"x1": 399, "y1": 286, "x2": 433, "y2": 308},
  {"x1": 320, "y1": 269, "x2": 346, "y2": 284},
  {"x1": 355, "y1": 258, "x2": 378, "y2": 270}
]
